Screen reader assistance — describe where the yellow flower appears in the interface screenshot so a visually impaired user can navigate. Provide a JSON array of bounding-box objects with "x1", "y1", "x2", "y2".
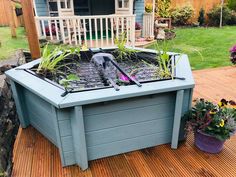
[
  {"x1": 219, "y1": 119, "x2": 225, "y2": 127},
  {"x1": 209, "y1": 110, "x2": 216, "y2": 115},
  {"x1": 218, "y1": 101, "x2": 223, "y2": 107}
]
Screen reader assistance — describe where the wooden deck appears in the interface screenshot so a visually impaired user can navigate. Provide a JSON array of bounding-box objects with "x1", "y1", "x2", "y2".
[{"x1": 12, "y1": 66, "x2": 236, "y2": 177}]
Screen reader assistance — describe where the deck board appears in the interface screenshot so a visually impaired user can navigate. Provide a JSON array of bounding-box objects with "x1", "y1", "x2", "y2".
[{"x1": 12, "y1": 66, "x2": 236, "y2": 177}]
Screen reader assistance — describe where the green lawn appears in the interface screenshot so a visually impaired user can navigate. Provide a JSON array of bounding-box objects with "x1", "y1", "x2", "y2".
[
  {"x1": 1, "y1": 26, "x2": 236, "y2": 70},
  {"x1": 0, "y1": 27, "x2": 28, "y2": 60},
  {"x1": 148, "y1": 26, "x2": 236, "y2": 70}
]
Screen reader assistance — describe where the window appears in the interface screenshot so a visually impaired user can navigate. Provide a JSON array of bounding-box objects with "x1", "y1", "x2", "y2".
[
  {"x1": 118, "y1": 0, "x2": 129, "y2": 8},
  {"x1": 60, "y1": 0, "x2": 71, "y2": 9}
]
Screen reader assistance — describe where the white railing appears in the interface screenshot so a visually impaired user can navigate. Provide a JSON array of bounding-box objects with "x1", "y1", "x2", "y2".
[
  {"x1": 142, "y1": 13, "x2": 154, "y2": 38},
  {"x1": 35, "y1": 14, "x2": 136, "y2": 48}
]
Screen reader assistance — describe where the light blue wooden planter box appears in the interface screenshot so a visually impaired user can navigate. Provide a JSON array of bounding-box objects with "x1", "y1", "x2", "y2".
[{"x1": 6, "y1": 48, "x2": 194, "y2": 170}]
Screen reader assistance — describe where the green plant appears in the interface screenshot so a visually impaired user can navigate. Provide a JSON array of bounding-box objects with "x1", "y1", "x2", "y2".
[
  {"x1": 36, "y1": 44, "x2": 79, "y2": 76},
  {"x1": 59, "y1": 74, "x2": 80, "y2": 88},
  {"x1": 114, "y1": 33, "x2": 136, "y2": 60},
  {"x1": 154, "y1": 41, "x2": 182, "y2": 79},
  {"x1": 15, "y1": 2, "x2": 22, "y2": 9},
  {"x1": 228, "y1": 10, "x2": 236, "y2": 25},
  {"x1": 156, "y1": 0, "x2": 171, "y2": 18},
  {"x1": 228, "y1": 0, "x2": 236, "y2": 11},
  {"x1": 198, "y1": 8, "x2": 205, "y2": 26},
  {"x1": 185, "y1": 99, "x2": 236, "y2": 141},
  {"x1": 170, "y1": 6, "x2": 194, "y2": 25},
  {"x1": 145, "y1": 3, "x2": 153, "y2": 13},
  {"x1": 207, "y1": 5, "x2": 232, "y2": 26}
]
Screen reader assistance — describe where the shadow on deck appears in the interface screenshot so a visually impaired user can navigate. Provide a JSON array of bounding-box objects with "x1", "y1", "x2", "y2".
[{"x1": 12, "y1": 66, "x2": 236, "y2": 177}]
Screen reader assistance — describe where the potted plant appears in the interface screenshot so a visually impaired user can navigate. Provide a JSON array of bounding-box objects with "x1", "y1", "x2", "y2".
[
  {"x1": 185, "y1": 98, "x2": 236, "y2": 153},
  {"x1": 145, "y1": 3, "x2": 153, "y2": 13},
  {"x1": 230, "y1": 44, "x2": 236, "y2": 64},
  {"x1": 15, "y1": 3, "x2": 23, "y2": 16},
  {"x1": 135, "y1": 22, "x2": 142, "y2": 38}
]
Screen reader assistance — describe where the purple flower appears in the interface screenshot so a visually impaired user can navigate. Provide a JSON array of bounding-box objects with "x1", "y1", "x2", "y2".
[
  {"x1": 119, "y1": 74, "x2": 136, "y2": 82},
  {"x1": 230, "y1": 45, "x2": 236, "y2": 53},
  {"x1": 135, "y1": 22, "x2": 142, "y2": 30}
]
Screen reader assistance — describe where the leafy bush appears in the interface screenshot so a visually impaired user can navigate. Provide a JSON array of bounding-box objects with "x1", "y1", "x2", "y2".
[
  {"x1": 170, "y1": 6, "x2": 194, "y2": 25},
  {"x1": 156, "y1": 0, "x2": 171, "y2": 18},
  {"x1": 228, "y1": 0, "x2": 236, "y2": 11},
  {"x1": 207, "y1": 5, "x2": 232, "y2": 26},
  {"x1": 198, "y1": 8, "x2": 205, "y2": 26},
  {"x1": 228, "y1": 10, "x2": 236, "y2": 25}
]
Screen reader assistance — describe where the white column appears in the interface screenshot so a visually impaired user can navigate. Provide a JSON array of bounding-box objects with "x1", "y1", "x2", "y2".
[
  {"x1": 151, "y1": 0, "x2": 155, "y2": 38},
  {"x1": 57, "y1": 0, "x2": 61, "y2": 16}
]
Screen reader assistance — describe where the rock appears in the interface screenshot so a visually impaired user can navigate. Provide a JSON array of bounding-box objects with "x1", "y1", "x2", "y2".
[
  {"x1": 0, "y1": 51, "x2": 23, "y2": 176},
  {"x1": 0, "y1": 50, "x2": 25, "y2": 68},
  {"x1": 156, "y1": 28, "x2": 166, "y2": 40}
]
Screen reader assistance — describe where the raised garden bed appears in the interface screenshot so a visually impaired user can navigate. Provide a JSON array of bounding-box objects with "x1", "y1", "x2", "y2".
[{"x1": 6, "y1": 47, "x2": 194, "y2": 170}]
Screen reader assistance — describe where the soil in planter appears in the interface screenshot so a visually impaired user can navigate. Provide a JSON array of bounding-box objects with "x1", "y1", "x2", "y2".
[{"x1": 29, "y1": 49, "x2": 173, "y2": 92}]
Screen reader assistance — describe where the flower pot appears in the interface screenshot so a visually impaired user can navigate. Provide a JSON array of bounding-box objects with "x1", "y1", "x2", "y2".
[
  {"x1": 135, "y1": 30, "x2": 142, "y2": 38},
  {"x1": 194, "y1": 130, "x2": 225, "y2": 153},
  {"x1": 15, "y1": 8, "x2": 23, "y2": 16}
]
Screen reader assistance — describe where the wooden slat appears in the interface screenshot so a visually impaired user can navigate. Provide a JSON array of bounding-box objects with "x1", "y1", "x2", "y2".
[
  {"x1": 12, "y1": 67, "x2": 236, "y2": 177},
  {"x1": 21, "y1": 0, "x2": 40, "y2": 59}
]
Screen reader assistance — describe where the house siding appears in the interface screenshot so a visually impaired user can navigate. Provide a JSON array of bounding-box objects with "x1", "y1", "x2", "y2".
[
  {"x1": 34, "y1": 0, "x2": 48, "y2": 16},
  {"x1": 134, "y1": 0, "x2": 145, "y2": 26}
]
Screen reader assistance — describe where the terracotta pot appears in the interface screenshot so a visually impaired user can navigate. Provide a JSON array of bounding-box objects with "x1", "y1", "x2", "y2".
[
  {"x1": 135, "y1": 30, "x2": 142, "y2": 38},
  {"x1": 194, "y1": 130, "x2": 225, "y2": 153}
]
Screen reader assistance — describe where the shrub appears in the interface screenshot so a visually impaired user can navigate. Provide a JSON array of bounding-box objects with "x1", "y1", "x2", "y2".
[
  {"x1": 170, "y1": 6, "x2": 194, "y2": 25},
  {"x1": 198, "y1": 8, "x2": 205, "y2": 26},
  {"x1": 228, "y1": 0, "x2": 236, "y2": 11},
  {"x1": 207, "y1": 5, "x2": 232, "y2": 26},
  {"x1": 156, "y1": 0, "x2": 171, "y2": 18},
  {"x1": 228, "y1": 10, "x2": 236, "y2": 25}
]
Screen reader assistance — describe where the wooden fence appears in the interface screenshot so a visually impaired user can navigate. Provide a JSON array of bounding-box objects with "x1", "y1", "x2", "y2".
[
  {"x1": 171, "y1": 0, "x2": 222, "y2": 21},
  {"x1": 0, "y1": 0, "x2": 24, "y2": 27},
  {"x1": 146, "y1": 0, "x2": 222, "y2": 22}
]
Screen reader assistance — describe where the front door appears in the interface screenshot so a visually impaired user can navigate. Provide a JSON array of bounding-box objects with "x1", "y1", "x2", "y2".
[{"x1": 73, "y1": 0, "x2": 115, "y2": 15}]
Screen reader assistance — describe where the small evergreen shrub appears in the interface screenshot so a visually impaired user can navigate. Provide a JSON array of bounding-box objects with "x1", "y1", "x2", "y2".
[
  {"x1": 198, "y1": 8, "x2": 205, "y2": 26},
  {"x1": 170, "y1": 6, "x2": 194, "y2": 26}
]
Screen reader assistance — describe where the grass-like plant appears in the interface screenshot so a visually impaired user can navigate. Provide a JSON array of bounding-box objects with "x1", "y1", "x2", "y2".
[
  {"x1": 154, "y1": 41, "x2": 178, "y2": 79},
  {"x1": 36, "y1": 44, "x2": 79, "y2": 77},
  {"x1": 114, "y1": 32, "x2": 136, "y2": 60}
]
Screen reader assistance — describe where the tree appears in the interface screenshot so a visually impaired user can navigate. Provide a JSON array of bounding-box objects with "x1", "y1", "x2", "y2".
[
  {"x1": 220, "y1": 0, "x2": 224, "y2": 28},
  {"x1": 228, "y1": 0, "x2": 236, "y2": 11}
]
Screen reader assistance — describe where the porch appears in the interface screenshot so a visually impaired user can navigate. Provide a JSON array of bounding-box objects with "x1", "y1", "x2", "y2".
[
  {"x1": 11, "y1": 67, "x2": 236, "y2": 177},
  {"x1": 33, "y1": 0, "x2": 155, "y2": 47}
]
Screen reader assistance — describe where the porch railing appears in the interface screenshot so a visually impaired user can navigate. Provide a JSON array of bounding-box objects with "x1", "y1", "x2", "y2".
[{"x1": 35, "y1": 14, "x2": 136, "y2": 48}]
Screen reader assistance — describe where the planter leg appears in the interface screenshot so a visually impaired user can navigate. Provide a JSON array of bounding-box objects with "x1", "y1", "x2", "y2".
[
  {"x1": 51, "y1": 106, "x2": 66, "y2": 166},
  {"x1": 171, "y1": 90, "x2": 184, "y2": 149},
  {"x1": 71, "y1": 106, "x2": 88, "y2": 170},
  {"x1": 10, "y1": 80, "x2": 29, "y2": 128}
]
